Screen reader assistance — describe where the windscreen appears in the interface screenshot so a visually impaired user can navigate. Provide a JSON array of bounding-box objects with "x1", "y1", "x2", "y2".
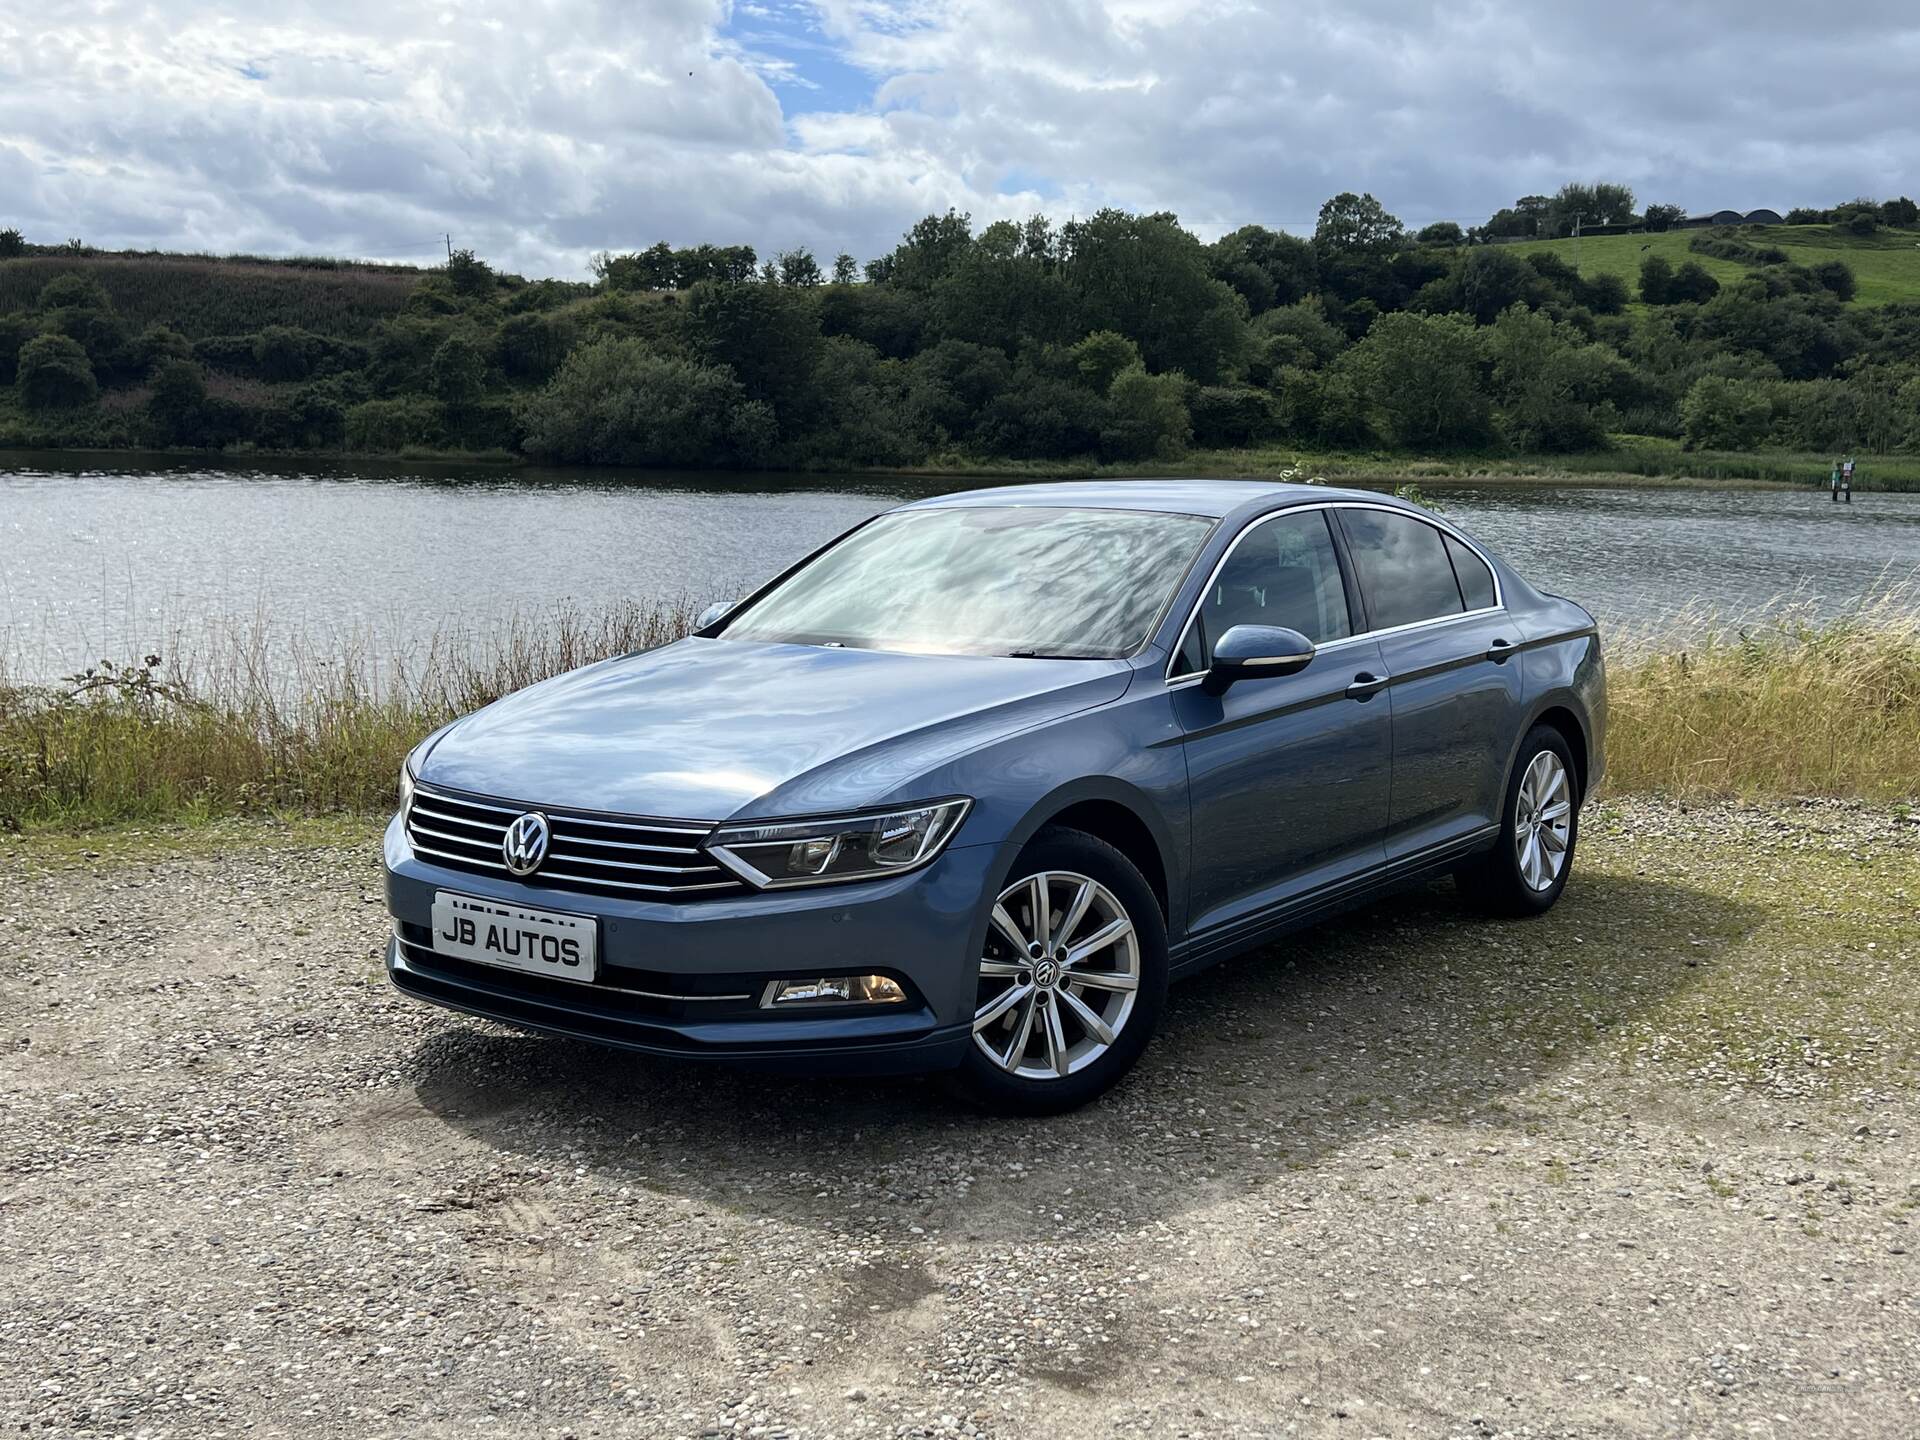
[{"x1": 720, "y1": 505, "x2": 1215, "y2": 658}]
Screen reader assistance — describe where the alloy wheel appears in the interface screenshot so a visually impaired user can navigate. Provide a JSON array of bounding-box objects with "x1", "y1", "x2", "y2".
[
  {"x1": 972, "y1": 870, "x2": 1141, "y2": 1080},
  {"x1": 1514, "y1": 750, "x2": 1573, "y2": 891}
]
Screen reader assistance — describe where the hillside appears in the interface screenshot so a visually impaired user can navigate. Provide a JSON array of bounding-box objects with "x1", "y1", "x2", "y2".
[
  {"x1": 1511, "y1": 224, "x2": 1920, "y2": 307},
  {"x1": 0, "y1": 254, "x2": 425, "y2": 339}
]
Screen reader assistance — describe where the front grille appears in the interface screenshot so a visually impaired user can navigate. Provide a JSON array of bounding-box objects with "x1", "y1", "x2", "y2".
[{"x1": 405, "y1": 784, "x2": 746, "y2": 901}]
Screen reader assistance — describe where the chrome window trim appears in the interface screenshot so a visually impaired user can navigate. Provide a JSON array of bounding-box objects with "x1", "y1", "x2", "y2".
[{"x1": 1163, "y1": 500, "x2": 1506, "y2": 686}]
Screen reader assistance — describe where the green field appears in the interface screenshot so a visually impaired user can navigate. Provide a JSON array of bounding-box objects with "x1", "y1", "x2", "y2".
[{"x1": 1511, "y1": 224, "x2": 1920, "y2": 307}]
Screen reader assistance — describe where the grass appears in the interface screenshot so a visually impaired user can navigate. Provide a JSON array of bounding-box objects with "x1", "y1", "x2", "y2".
[
  {"x1": 3, "y1": 590, "x2": 1916, "y2": 832},
  {"x1": 1605, "y1": 591, "x2": 1920, "y2": 799},
  {"x1": 1510, "y1": 223, "x2": 1920, "y2": 308}
]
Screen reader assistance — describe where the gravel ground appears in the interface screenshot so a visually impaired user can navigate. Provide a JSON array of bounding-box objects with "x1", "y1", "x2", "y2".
[{"x1": 3, "y1": 797, "x2": 1917, "y2": 1440}]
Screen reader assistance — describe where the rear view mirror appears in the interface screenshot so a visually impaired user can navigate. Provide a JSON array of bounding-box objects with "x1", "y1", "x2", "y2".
[
  {"x1": 696, "y1": 599, "x2": 738, "y2": 631},
  {"x1": 1206, "y1": 624, "x2": 1315, "y2": 689}
]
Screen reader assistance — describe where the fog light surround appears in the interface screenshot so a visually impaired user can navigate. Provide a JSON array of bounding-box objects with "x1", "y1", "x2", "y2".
[{"x1": 759, "y1": 974, "x2": 908, "y2": 1008}]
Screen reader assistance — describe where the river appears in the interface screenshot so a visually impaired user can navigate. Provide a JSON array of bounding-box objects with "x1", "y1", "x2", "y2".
[{"x1": 4, "y1": 452, "x2": 1917, "y2": 684}]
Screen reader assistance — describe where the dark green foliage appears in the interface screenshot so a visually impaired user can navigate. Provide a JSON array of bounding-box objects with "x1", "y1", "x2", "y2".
[
  {"x1": 1458, "y1": 248, "x2": 1541, "y2": 324},
  {"x1": 819, "y1": 283, "x2": 926, "y2": 359},
  {"x1": 1883, "y1": 197, "x2": 1919, "y2": 227},
  {"x1": 776, "y1": 250, "x2": 824, "y2": 287},
  {"x1": 1189, "y1": 384, "x2": 1276, "y2": 448},
  {"x1": 831, "y1": 253, "x2": 858, "y2": 285},
  {"x1": 345, "y1": 395, "x2": 445, "y2": 453},
  {"x1": 16, "y1": 333, "x2": 97, "y2": 409},
  {"x1": 517, "y1": 338, "x2": 775, "y2": 468},
  {"x1": 872, "y1": 211, "x2": 975, "y2": 291},
  {"x1": 0, "y1": 228, "x2": 23, "y2": 258},
  {"x1": 1100, "y1": 367, "x2": 1191, "y2": 460},
  {"x1": 254, "y1": 325, "x2": 317, "y2": 381},
  {"x1": 494, "y1": 310, "x2": 576, "y2": 382},
  {"x1": 0, "y1": 256, "x2": 414, "y2": 338},
  {"x1": 1666, "y1": 262, "x2": 1722, "y2": 305},
  {"x1": 1809, "y1": 260, "x2": 1857, "y2": 301},
  {"x1": 1251, "y1": 301, "x2": 1348, "y2": 375},
  {"x1": 1831, "y1": 201, "x2": 1881, "y2": 236},
  {"x1": 1576, "y1": 272, "x2": 1630, "y2": 315},
  {"x1": 1639, "y1": 254, "x2": 1675, "y2": 305},
  {"x1": 1416, "y1": 221, "x2": 1465, "y2": 248},
  {"x1": 1690, "y1": 233, "x2": 1789, "y2": 266},
  {"x1": 445, "y1": 249, "x2": 494, "y2": 297},
  {"x1": 430, "y1": 333, "x2": 488, "y2": 408},
  {"x1": 1071, "y1": 330, "x2": 1141, "y2": 394},
  {"x1": 1313, "y1": 193, "x2": 1405, "y2": 255},
  {"x1": 1063, "y1": 210, "x2": 1244, "y2": 381},
  {"x1": 1486, "y1": 306, "x2": 1628, "y2": 452},
  {"x1": 1208, "y1": 226, "x2": 1317, "y2": 313},
  {"x1": 146, "y1": 359, "x2": 207, "y2": 443},
  {"x1": 1341, "y1": 312, "x2": 1489, "y2": 448},
  {"x1": 1682, "y1": 376, "x2": 1775, "y2": 449},
  {"x1": 0, "y1": 312, "x2": 35, "y2": 384},
  {"x1": 133, "y1": 325, "x2": 192, "y2": 375},
  {"x1": 1643, "y1": 204, "x2": 1685, "y2": 232},
  {"x1": 681, "y1": 281, "x2": 822, "y2": 428},
  {"x1": 976, "y1": 370, "x2": 1107, "y2": 458}
]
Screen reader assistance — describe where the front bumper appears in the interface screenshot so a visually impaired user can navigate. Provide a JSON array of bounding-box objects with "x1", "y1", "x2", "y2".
[{"x1": 381, "y1": 814, "x2": 990, "y2": 1074}]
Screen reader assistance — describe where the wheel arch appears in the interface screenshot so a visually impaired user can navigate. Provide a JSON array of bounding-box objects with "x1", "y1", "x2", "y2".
[
  {"x1": 1527, "y1": 700, "x2": 1592, "y2": 802},
  {"x1": 996, "y1": 778, "x2": 1180, "y2": 926}
]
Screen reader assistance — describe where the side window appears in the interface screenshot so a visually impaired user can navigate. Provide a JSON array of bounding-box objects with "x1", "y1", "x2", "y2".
[
  {"x1": 1188, "y1": 511, "x2": 1352, "y2": 667},
  {"x1": 1445, "y1": 533, "x2": 1497, "y2": 611},
  {"x1": 1338, "y1": 509, "x2": 1465, "y2": 630}
]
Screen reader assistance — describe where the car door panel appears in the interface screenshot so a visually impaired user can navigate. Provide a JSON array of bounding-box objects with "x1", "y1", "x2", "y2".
[
  {"x1": 1372, "y1": 614, "x2": 1523, "y2": 857},
  {"x1": 1173, "y1": 640, "x2": 1392, "y2": 938}
]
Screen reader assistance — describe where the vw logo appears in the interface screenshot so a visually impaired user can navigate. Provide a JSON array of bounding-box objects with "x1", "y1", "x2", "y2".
[{"x1": 501, "y1": 812, "x2": 551, "y2": 877}]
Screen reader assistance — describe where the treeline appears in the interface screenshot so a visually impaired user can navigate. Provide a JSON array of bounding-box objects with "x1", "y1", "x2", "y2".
[{"x1": 2, "y1": 186, "x2": 1919, "y2": 468}]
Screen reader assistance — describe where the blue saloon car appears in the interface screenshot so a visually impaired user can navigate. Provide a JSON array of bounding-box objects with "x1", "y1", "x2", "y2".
[{"x1": 384, "y1": 480, "x2": 1604, "y2": 1112}]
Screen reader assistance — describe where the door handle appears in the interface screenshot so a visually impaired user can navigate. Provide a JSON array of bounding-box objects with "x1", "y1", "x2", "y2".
[
  {"x1": 1486, "y1": 638, "x2": 1515, "y2": 663},
  {"x1": 1346, "y1": 671, "x2": 1390, "y2": 701}
]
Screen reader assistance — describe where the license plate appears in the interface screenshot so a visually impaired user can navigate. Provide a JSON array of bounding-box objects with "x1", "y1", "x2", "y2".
[{"x1": 429, "y1": 892, "x2": 598, "y2": 984}]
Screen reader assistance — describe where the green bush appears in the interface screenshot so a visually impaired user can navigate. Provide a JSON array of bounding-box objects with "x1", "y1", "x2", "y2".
[
  {"x1": 0, "y1": 227, "x2": 24, "y2": 258},
  {"x1": 1099, "y1": 366, "x2": 1191, "y2": 460},
  {"x1": 1681, "y1": 375, "x2": 1775, "y2": 450},
  {"x1": 1071, "y1": 330, "x2": 1141, "y2": 393},
  {"x1": 1189, "y1": 384, "x2": 1276, "y2": 447},
  {"x1": 15, "y1": 332, "x2": 97, "y2": 409},
  {"x1": 345, "y1": 395, "x2": 444, "y2": 452},
  {"x1": 1341, "y1": 311, "x2": 1490, "y2": 448},
  {"x1": 517, "y1": 337, "x2": 775, "y2": 468},
  {"x1": 145, "y1": 359, "x2": 207, "y2": 444}
]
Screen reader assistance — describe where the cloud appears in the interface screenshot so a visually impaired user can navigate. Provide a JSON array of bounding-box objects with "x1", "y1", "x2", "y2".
[{"x1": 1, "y1": 0, "x2": 1916, "y2": 278}]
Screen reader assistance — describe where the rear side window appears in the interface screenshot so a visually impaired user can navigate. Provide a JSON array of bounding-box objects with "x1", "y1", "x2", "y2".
[
  {"x1": 1187, "y1": 510, "x2": 1352, "y2": 667},
  {"x1": 1338, "y1": 509, "x2": 1464, "y2": 630},
  {"x1": 1445, "y1": 533, "x2": 1497, "y2": 610}
]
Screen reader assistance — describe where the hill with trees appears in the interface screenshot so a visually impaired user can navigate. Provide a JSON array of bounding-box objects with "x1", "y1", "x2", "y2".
[{"x1": 3, "y1": 183, "x2": 1919, "y2": 469}]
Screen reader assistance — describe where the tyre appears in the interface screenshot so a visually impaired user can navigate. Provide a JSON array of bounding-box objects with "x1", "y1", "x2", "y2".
[
  {"x1": 1460, "y1": 724, "x2": 1580, "y2": 917},
  {"x1": 949, "y1": 827, "x2": 1168, "y2": 1115}
]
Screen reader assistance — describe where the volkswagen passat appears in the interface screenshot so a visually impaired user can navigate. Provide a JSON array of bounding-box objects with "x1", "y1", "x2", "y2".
[{"x1": 384, "y1": 480, "x2": 1603, "y2": 1112}]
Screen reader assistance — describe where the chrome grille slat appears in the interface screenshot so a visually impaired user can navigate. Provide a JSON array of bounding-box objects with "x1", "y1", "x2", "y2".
[{"x1": 406, "y1": 783, "x2": 744, "y2": 901}]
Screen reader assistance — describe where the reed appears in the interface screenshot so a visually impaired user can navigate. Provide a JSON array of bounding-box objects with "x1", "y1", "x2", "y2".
[{"x1": 3, "y1": 592, "x2": 1915, "y2": 829}]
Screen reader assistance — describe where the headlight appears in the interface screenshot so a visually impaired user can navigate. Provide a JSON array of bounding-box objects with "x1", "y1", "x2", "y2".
[
  {"x1": 399, "y1": 758, "x2": 416, "y2": 815},
  {"x1": 706, "y1": 799, "x2": 972, "y2": 889}
]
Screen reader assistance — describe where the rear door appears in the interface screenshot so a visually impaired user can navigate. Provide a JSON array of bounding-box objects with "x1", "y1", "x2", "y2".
[
  {"x1": 1170, "y1": 508, "x2": 1393, "y2": 938},
  {"x1": 1332, "y1": 506, "x2": 1524, "y2": 861}
]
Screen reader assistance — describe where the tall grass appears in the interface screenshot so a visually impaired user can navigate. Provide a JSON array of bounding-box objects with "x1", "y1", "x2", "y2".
[
  {"x1": 0, "y1": 599, "x2": 698, "y2": 827},
  {"x1": 3, "y1": 593, "x2": 1915, "y2": 830},
  {"x1": 1604, "y1": 593, "x2": 1920, "y2": 800}
]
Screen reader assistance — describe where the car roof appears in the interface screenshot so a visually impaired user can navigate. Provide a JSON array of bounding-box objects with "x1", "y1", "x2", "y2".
[{"x1": 897, "y1": 478, "x2": 1392, "y2": 521}]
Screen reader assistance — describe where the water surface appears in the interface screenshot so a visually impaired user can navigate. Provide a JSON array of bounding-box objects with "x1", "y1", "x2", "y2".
[{"x1": 4, "y1": 452, "x2": 1916, "y2": 683}]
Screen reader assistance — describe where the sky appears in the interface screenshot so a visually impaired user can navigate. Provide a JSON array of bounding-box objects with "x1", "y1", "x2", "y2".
[{"x1": 2, "y1": 0, "x2": 1916, "y2": 280}]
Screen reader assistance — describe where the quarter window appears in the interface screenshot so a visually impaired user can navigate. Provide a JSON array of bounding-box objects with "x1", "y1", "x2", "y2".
[
  {"x1": 1338, "y1": 509, "x2": 1465, "y2": 630},
  {"x1": 1445, "y1": 533, "x2": 1497, "y2": 610},
  {"x1": 1185, "y1": 510, "x2": 1352, "y2": 669}
]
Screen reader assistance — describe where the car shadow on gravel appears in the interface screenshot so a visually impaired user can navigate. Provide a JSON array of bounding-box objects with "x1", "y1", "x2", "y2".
[{"x1": 408, "y1": 870, "x2": 1762, "y2": 1237}]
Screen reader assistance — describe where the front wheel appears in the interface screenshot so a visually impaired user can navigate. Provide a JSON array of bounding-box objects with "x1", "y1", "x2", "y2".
[
  {"x1": 949, "y1": 828, "x2": 1168, "y2": 1115},
  {"x1": 1460, "y1": 724, "x2": 1580, "y2": 916}
]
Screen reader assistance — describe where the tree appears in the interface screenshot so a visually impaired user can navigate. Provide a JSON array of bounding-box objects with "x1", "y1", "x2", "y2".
[
  {"x1": 518, "y1": 338, "x2": 775, "y2": 467},
  {"x1": 1485, "y1": 305, "x2": 1626, "y2": 452},
  {"x1": 1313, "y1": 192, "x2": 1405, "y2": 256},
  {"x1": 1809, "y1": 260, "x2": 1857, "y2": 302},
  {"x1": 1070, "y1": 330, "x2": 1141, "y2": 394},
  {"x1": 1340, "y1": 312, "x2": 1489, "y2": 447},
  {"x1": 1639, "y1": 254, "x2": 1674, "y2": 304},
  {"x1": 446, "y1": 248, "x2": 494, "y2": 297},
  {"x1": 0, "y1": 227, "x2": 23, "y2": 258},
  {"x1": 776, "y1": 249, "x2": 824, "y2": 287},
  {"x1": 146, "y1": 359, "x2": 207, "y2": 444},
  {"x1": 1458, "y1": 247, "x2": 1540, "y2": 324},
  {"x1": 680, "y1": 281, "x2": 822, "y2": 427},
  {"x1": 1062, "y1": 209, "x2": 1247, "y2": 381},
  {"x1": 1207, "y1": 225, "x2": 1317, "y2": 313},
  {"x1": 495, "y1": 311, "x2": 575, "y2": 382},
  {"x1": 1666, "y1": 261, "x2": 1721, "y2": 304},
  {"x1": 1643, "y1": 203, "x2": 1686, "y2": 232},
  {"x1": 1831, "y1": 200, "x2": 1880, "y2": 236},
  {"x1": 831, "y1": 252, "x2": 858, "y2": 284},
  {"x1": 430, "y1": 333, "x2": 487, "y2": 409},
  {"x1": 1548, "y1": 182, "x2": 1635, "y2": 235},
  {"x1": 1681, "y1": 375, "x2": 1774, "y2": 449},
  {"x1": 1100, "y1": 366, "x2": 1191, "y2": 460},
  {"x1": 1882, "y1": 196, "x2": 1919, "y2": 227},
  {"x1": 254, "y1": 325, "x2": 316, "y2": 381},
  {"x1": 1415, "y1": 221, "x2": 1465, "y2": 248},
  {"x1": 874, "y1": 210, "x2": 974, "y2": 290},
  {"x1": 16, "y1": 333, "x2": 97, "y2": 409}
]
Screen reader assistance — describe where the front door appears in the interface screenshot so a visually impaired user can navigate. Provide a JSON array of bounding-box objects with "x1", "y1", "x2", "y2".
[{"x1": 1171, "y1": 508, "x2": 1393, "y2": 940}]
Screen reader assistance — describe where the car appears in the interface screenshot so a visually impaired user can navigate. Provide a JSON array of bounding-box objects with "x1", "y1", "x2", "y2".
[{"x1": 383, "y1": 479, "x2": 1604, "y2": 1113}]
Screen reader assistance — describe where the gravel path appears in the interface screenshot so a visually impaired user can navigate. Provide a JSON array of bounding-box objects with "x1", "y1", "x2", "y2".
[{"x1": 4, "y1": 798, "x2": 1917, "y2": 1439}]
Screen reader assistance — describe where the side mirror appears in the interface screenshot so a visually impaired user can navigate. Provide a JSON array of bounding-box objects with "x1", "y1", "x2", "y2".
[
  {"x1": 1205, "y1": 624, "x2": 1315, "y2": 690},
  {"x1": 696, "y1": 599, "x2": 738, "y2": 631}
]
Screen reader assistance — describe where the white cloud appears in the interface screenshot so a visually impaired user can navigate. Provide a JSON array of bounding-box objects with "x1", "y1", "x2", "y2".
[{"x1": 1, "y1": 0, "x2": 1916, "y2": 278}]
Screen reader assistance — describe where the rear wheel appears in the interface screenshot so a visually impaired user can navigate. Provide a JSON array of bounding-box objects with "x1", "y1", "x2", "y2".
[
  {"x1": 1460, "y1": 725, "x2": 1580, "y2": 916},
  {"x1": 949, "y1": 829, "x2": 1167, "y2": 1115}
]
